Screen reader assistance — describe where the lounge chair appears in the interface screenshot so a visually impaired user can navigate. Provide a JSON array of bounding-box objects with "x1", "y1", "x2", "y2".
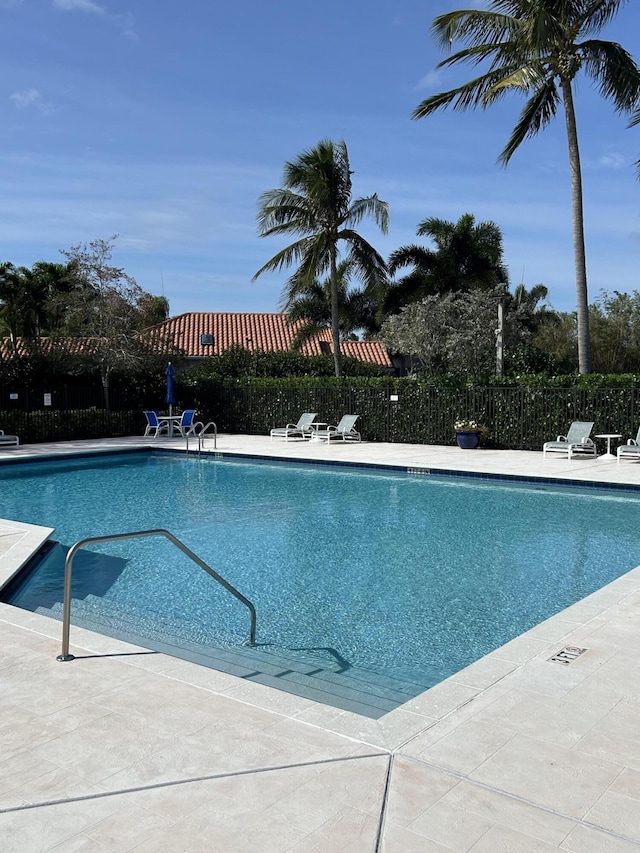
[
  {"x1": 270, "y1": 412, "x2": 318, "y2": 442},
  {"x1": 311, "y1": 414, "x2": 361, "y2": 443},
  {"x1": 543, "y1": 421, "x2": 596, "y2": 459},
  {"x1": 617, "y1": 426, "x2": 640, "y2": 463},
  {"x1": 143, "y1": 411, "x2": 168, "y2": 438},
  {"x1": 0, "y1": 430, "x2": 19, "y2": 447}
]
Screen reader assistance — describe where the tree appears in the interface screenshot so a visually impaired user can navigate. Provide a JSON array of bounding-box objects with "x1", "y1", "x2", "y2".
[
  {"x1": 412, "y1": 0, "x2": 640, "y2": 375},
  {"x1": 284, "y1": 258, "x2": 379, "y2": 348},
  {"x1": 381, "y1": 290, "x2": 504, "y2": 378},
  {"x1": 137, "y1": 294, "x2": 170, "y2": 329},
  {"x1": 59, "y1": 236, "x2": 152, "y2": 412},
  {"x1": 589, "y1": 290, "x2": 640, "y2": 373},
  {"x1": 19, "y1": 261, "x2": 74, "y2": 337},
  {"x1": 253, "y1": 139, "x2": 389, "y2": 376},
  {"x1": 386, "y1": 213, "x2": 508, "y2": 312},
  {"x1": 0, "y1": 262, "x2": 22, "y2": 353}
]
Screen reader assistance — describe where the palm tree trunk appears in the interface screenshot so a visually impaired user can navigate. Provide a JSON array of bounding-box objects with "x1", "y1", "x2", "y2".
[
  {"x1": 561, "y1": 78, "x2": 591, "y2": 374},
  {"x1": 330, "y1": 251, "x2": 343, "y2": 377}
]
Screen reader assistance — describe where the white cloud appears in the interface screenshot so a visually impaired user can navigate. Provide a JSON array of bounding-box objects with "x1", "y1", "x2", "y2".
[
  {"x1": 53, "y1": 0, "x2": 105, "y2": 13},
  {"x1": 114, "y1": 11, "x2": 137, "y2": 41},
  {"x1": 597, "y1": 152, "x2": 626, "y2": 170},
  {"x1": 415, "y1": 70, "x2": 443, "y2": 91},
  {"x1": 52, "y1": 0, "x2": 138, "y2": 40},
  {"x1": 9, "y1": 88, "x2": 53, "y2": 114}
]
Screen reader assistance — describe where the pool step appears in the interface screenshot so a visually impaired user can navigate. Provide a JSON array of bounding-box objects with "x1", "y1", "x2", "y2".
[{"x1": 40, "y1": 594, "x2": 432, "y2": 718}]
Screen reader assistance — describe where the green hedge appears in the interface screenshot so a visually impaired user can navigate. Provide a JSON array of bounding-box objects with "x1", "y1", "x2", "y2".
[
  {"x1": 5, "y1": 376, "x2": 640, "y2": 451},
  {"x1": 187, "y1": 377, "x2": 640, "y2": 451}
]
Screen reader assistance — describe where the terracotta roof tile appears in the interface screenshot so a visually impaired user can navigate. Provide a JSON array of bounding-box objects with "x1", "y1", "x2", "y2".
[
  {"x1": 145, "y1": 312, "x2": 392, "y2": 367},
  {"x1": 1, "y1": 313, "x2": 393, "y2": 368}
]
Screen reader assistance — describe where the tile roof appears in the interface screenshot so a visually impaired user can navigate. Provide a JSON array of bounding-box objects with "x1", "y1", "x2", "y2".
[
  {"x1": 144, "y1": 312, "x2": 393, "y2": 367},
  {"x1": 0, "y1": 337, "x2": 93, "y2": 359}
]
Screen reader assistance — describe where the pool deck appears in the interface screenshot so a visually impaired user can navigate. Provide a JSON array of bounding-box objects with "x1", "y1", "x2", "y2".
[{"x1": 1, "y1": 435, "x2": 640, "y2": 851}]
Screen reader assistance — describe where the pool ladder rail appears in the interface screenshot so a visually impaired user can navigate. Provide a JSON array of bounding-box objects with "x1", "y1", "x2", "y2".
[
  {"x1": 185, "y1": 421, "x2": 217, "y2": 454},
  {"x1": 56, "y1": 528, "x2": 256, "y2": 662}
]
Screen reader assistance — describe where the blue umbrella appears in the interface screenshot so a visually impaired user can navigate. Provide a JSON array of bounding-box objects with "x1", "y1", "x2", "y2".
[{"x1": 165, "y1": 362, "x2": 176, "y2": 417}]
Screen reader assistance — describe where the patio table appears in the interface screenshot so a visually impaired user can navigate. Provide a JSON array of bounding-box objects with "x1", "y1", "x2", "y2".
[
  {"x1": 596, "y1": 433, "x2": 622, "y2": 461},
  {"x1": 156, "y1": 415, "x2": 183, "y2": 437}
]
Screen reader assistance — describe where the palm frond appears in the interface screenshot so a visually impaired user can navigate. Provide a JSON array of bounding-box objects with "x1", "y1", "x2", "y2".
[
  {"x1": 341, "y1": 231, "x2": 388, "y2": 289},
  {"x1": 251, "y1": 236, "x2": 318, "y2": 280},
  {"x1": 388, "y1": 245, "x2": 437, "y2": 276},
  {"x1": 256, "y1": 189, "x2": 315, "y2": 236},
  {"x1": 290, "y1": 318, "x2": 327, "y2": 350},
  {"x1": 578, "y1": 0, "x2": 630, "y2": 35},
  {"x1": 431, "y1": 9, "x2": 521, "y2": 51},
  {"x1": 579, "y1": 39, "x2": 640, "y2": 111},
  {"x1": 499, "y1": 79, "x2": 560, "y2": 164},
  {"x1": 346, "y1": 195, "x2": 390, "y2": 233},
  {"x1": 413, "y1": 63, "x2": 529, "y2": 118}
]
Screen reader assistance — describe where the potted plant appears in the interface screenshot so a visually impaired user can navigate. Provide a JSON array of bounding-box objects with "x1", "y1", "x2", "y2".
[{"x1": 454, "y1": 419, "x2": 488, "y2": 449}]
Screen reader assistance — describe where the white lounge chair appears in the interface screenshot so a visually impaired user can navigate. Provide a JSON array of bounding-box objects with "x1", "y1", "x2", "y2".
[
  {"x1": 270, "y1": 412, "x2": 318, "y2": 441},
  {"x1": 617, "y1": 426, "x2": 640, "y2": 463},
  {"x1": 0, "y1": 430, "x2": 19, "y2": 447},
  {"x1": 311, "y1": 414, "x2": 361, "y2": 443},
  {"x1": 543, "y1": 421, "x2": 596, "y2": 459}
]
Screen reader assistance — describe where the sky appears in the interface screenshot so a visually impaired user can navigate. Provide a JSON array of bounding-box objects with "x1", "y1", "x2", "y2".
[{"x1": 1, "y1": 0, "x2": 639, "y2": 320}]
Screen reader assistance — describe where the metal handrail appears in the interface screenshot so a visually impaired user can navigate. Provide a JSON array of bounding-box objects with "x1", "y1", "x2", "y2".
[
  {"x1": 197, "y1": 422, "x2": 217, "y2": 453},
  {"x1": 184, "y1": 421, "x2": 217, "y2": 454},
  {"x1": 57, "y1": 528, "x2": 257, "y2": 661}
]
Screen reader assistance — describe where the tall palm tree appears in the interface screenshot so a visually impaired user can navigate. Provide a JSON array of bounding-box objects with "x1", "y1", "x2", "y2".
[
  {"x1": 412, "y1": 0, "x2": 640, "y2": 374},
  {"x1": 253, "y1": 139, "x2": 389, "y2": 376},
  {"x1": 386, "y1": 213, "x2": 508, "y2": 312}
]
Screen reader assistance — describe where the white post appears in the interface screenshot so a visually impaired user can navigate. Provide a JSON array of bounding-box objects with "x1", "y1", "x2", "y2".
[{"x1": 496, "y1": 300, "x2": 504, "y2": 378}]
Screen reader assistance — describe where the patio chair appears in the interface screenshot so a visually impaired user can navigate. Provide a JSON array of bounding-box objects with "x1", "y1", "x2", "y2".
[
  {"x1": 542, "y1": 421, "x2": 596, "y2": 460},
  {"x1": 311, "y1": 414, "x2": 361, "y2": 443},
  {"x1": 175, "y1": 409, "x2": 201, "y2": 437},
  {"x1": 270, "y1": 412, "x2": 318, "y2": 442},
  {"x1": 0, "y1": 430, "x2": 19, "y2": 447},
  {"x1": 617, "y1": 425, "x2": 640, "y2": 463},
  {"x1": 143, "y1": 411, "x2": 168, "y2": 438}
]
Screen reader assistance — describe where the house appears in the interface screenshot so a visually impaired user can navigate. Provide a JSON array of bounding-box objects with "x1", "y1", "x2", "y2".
[{"x1": 144, "y1": 312, "x2": 394, "y2": 369}]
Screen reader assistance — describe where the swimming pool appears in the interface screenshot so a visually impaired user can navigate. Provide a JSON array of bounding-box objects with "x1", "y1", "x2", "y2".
[{"x1": 2, "y1": 451, "x2": 640, "y2": 717}]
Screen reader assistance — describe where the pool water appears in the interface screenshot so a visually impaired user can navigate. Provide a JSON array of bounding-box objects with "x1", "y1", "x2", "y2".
[{"x1": 2, "y1": 452, "x2": 640, "y2": 716}]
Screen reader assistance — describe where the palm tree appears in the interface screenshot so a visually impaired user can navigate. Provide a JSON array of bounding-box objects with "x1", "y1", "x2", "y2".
[
  {"x1": 508, "y1": 282, "x2": 558, "y2": 334},
  {"x1": 412, "y1": 0, "x2": 640, "y2": 374},
  {"x1": 253, "y1": 139, "x2": 389, "y2": 376},
  {"x1": 386, "y1": 213, "x2": 508, "y2": 312},
  {"x1": 284, "y1": 258, "x2": 381, "y2": 350},
  {"x1": 0, "y1": 262, "x2": 23, "y2": 353}
]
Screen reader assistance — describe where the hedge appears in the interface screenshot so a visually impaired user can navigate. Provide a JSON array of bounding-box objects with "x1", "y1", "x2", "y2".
[{"x1": 5, "y1": 376, "x2": 640, "y2": 451}]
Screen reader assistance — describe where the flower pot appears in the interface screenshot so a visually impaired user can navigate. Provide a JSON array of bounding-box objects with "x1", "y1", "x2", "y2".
[{"x1": 456, "y1": 431, "x2": 480, "y2": 449}]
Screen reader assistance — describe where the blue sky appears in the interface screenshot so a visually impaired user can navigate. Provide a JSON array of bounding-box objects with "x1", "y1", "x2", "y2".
[{"x1": 1, "y1": 0, "x2": 639, "y2": 319}]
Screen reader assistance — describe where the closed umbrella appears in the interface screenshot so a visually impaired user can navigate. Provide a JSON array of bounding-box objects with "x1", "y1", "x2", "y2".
[{"x1": 165, "y1": 362, "x2": 176, "y2": 417}]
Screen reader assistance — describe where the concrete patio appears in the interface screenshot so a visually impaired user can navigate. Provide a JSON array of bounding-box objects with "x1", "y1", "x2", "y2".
[{"x1": 1, "y1": 434, "x2": 640, "y2": 851}]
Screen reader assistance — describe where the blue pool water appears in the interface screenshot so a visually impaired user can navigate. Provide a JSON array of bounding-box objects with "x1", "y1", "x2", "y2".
[{"x1": 2, "y1": 451, "x2": 640, "y2": 715}]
